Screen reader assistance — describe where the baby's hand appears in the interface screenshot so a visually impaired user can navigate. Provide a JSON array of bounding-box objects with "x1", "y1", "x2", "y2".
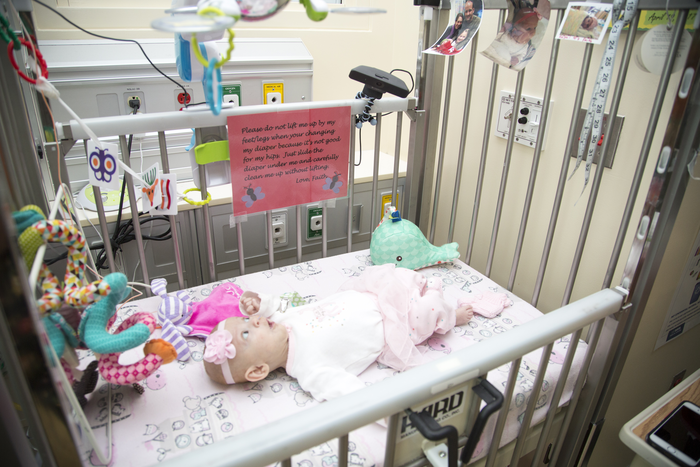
[{"x1": 241, "y1": 296, "x2": 261, "y2": 314}]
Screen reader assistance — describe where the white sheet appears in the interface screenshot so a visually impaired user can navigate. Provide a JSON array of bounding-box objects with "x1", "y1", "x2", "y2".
[{"x1": 74, "y1": 251, "x2": 586, "y2": 466}]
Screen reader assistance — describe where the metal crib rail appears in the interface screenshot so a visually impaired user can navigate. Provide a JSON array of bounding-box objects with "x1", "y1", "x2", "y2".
[
  {"x1": 507, "y1": 9, "x2": 563, "y2": 292},
  {"x1": 57, "y1": 98, "x2": 413, "y2": 141},
  {"x1": 465, "y1": 9, "x2": 505, "y2": 265},
  {"x1": 60, "y1": 97, "x2": 412, "y2": 277},
  {"x1": 161, "y1": 288, "x2": 625, "y2": 467}
]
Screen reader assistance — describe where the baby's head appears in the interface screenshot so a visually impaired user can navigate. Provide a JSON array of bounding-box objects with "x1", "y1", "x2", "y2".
[
  {"x1": 456, "y1": 29, "x2": 470, "y2": 44},
  {"x1": 580, "y1": 15, "x2": 597, "y2": 31},
  {"x1": 510, "y1": 9, "x2": 539, "y2": 44},
  {"x1": 203, "y1": 316, "x2": 289, "y2": 385}
]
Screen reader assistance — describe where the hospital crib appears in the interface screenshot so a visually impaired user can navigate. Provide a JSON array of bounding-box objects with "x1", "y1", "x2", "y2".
[{"x1": 0, "y1": 0, "x2": 699, "y2": 466}]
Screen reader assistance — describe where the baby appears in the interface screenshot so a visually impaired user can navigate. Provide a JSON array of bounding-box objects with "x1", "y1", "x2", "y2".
[
  {"x1": 203, "y1": 264, "x2": 473, "y2": 401},
  {"x1": 560, "y1": 8, "x2": 599, "y2": 39},
  {"x1": 482, "y1": 8, "x2": 541, "y2": 70}
]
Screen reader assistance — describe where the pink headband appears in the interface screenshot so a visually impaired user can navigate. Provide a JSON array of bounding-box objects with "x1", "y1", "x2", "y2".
[{"x1": 204, "y1": 321, "x2": 236, "y2": 384}]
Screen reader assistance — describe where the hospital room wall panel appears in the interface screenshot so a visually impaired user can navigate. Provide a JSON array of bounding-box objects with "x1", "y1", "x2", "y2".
[
  {"x1": 431, "y1": 8, "x2": 681, "y2": 317},
  {"x1": 19, "y1": 2, "x2": 700, "y2": 465},
  {"x1": 423, "y1": 7, "x2": 694, "y2": 464},
  {"x1": 189, "y1": 177, "x2": 403, "y2": 280},
  {"x1": 33, "y1": 0, "x2": 420, "y2": 187}
]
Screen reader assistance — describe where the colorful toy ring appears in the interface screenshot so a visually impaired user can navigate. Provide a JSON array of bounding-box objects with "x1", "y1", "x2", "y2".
[
  {"x1": 183, "y1": 188, "x2": 212, "y2": 206},
  {"x1": 7, "y1": 36, "x2": 48, "y2": 84}
]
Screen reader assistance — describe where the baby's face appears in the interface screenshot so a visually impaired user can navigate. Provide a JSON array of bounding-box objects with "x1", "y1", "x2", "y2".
[
  {"x1": 457, "y1": 30, "x2": 469, "y2": 42},
  {"x1": 581, "y1": 16, "x2": 597, "y2": 30},
  {"x1": 228, "y1": 316, "x2": 288, "y2": 360},
  {"x1": 510, "y1": 13, "x2": 538, "y2": 44}
]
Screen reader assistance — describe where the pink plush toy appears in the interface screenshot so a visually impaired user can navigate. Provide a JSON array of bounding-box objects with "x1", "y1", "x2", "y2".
[{"x1": 187, "y1": 283, "x2": 245, "y2": 338}]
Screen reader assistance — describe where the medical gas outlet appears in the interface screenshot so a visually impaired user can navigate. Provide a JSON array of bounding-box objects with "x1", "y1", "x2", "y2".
[
  {"x1": 222, "y1": 84, "x2": 242, "y2": 106},
  {"x1": 495, "y1": 92, "x2": 552, "y2": 149},
  {"x1": 263, "y1": 82, "x2": 284, "y2": 104}
]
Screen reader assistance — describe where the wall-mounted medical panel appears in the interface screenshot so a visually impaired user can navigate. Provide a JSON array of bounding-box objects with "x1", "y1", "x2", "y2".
[
  {"x1": 40, "y1": 38, "x2": 313, "y2": 118},
  {"x1": 39, "y1": 38, "x2": 313, "y2": 194}
]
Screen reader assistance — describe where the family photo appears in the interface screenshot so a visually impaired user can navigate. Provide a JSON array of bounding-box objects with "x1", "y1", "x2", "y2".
[{"x1": 425, "y1": 0, "x2": 483, "y2": 56}]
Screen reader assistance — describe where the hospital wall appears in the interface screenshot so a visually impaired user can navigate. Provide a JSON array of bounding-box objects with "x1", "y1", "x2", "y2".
[
  {"x1": 435, "y1": 10, "x2": 700, "y2": 466},
  {"x1": 32, "y1": 1, "x2": 700, "y2": 465}
]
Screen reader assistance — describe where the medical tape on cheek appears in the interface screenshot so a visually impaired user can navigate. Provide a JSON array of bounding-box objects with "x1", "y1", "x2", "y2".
[
  {"x1": 570, "y1": 0, "x2": 638, "y2": 193},
  {"x1": 217, "y1": 321, "x2": 236, "y2": 384}
]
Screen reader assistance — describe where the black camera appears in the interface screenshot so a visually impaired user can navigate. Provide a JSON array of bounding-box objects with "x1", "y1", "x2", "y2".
[{"x1": 349, "y1": 66, "x2": 410, "y2": 100}]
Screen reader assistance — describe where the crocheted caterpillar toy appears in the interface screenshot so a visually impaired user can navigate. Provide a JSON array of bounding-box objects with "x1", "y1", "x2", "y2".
[
  {"x1": 79, "y1": 272, "x2": 177, "y2": 385},
  {"x1": 16, "y1": 209, "x2": 175, "y2": 389},
  {"x1": 22, "y1": 216, "x2": 113, "y2": 364},
  {"x1": 151, "y1": 278, "x2": 193, "y2": 361}
]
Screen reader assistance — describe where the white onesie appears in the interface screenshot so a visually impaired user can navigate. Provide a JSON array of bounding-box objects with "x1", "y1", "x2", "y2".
[{"x1": 243, "y1": 290, "x2": 385, "y2": 401}]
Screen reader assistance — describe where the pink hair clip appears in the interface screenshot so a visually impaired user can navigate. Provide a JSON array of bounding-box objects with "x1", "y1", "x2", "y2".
[
  {"x1": 204, "y1": 323, "x2": 237, "y2": 384},
  {"x1": 204, "y1": 329, "x2": 236, "y2": 364}
]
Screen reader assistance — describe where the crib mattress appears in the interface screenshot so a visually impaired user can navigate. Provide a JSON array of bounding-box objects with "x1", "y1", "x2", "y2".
[{"x1": 75, "y1": 251, "x2": 586, "y2": 466}]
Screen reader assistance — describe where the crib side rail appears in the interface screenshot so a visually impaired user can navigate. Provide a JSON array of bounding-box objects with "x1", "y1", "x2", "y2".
[
  {"x1": 56, "y1": 98, "x2": 413, "y2": 141},
  {"x1": 163, "y1": 288, "x2": 625, "y2": 467}
]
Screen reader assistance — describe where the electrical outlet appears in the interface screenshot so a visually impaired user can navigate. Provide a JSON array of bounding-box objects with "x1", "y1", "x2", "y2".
[
  {"x1": 175, "y1": 88, "x2": 193, "y2": 110},
  {"x1": 670, "y1": 369, "x2": 686, "y2": 389},
  {"x1": 265, "y1": 212, "x2": 288, "y2": 248},
  {"x1": 124, "y1": 91, "x2": 145, "y2": 114},
  {"x1": 307, "y1": 206, "x2": 323, "y2": 240},
  {"x1": 263, "y1": 82, "x2": 284, "y2": 105},
  {"x1": 380, "y1": 192, "x2": 400, "y2": 218}
]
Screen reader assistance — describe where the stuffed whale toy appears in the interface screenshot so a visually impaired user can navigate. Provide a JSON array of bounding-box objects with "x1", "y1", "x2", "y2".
[{"x1": 370, "y1": 207, "x2": 460, "y2": 270}]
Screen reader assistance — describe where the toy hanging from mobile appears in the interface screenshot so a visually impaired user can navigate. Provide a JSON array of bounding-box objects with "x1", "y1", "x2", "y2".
[{"x1": 152, "y1": 0, "x2": 386, "y2": 115}]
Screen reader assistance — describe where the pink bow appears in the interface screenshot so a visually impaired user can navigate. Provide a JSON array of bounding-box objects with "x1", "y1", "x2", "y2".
[{"x1": 204, "y1": 329, "x2": 236, "y2": 364}]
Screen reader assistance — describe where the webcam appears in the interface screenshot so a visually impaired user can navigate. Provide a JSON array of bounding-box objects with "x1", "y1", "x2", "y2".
[{"x1": 349, "y1": 66, "x2": 410, "y2": 100}]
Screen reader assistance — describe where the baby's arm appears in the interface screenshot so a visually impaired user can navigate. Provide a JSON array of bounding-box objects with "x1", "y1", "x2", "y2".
[
  {"x1": 240, "y1": 294, "x2": 261, "y2": 314},
  {"x1": 239, "y1": 291, "x2": 281, "y2": 318}
]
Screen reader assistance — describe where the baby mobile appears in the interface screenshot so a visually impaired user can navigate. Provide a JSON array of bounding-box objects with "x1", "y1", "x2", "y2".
[
  {"x1": 2, "y1": 2, "x2": 213, "y2": 408},
  {"x1": 151, "y1": 0, "x2": 332, "y2": 117}
]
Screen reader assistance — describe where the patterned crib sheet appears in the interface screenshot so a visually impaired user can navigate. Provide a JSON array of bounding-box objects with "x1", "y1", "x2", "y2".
[{"x1": 74, "y1": 251, "x2": 587, "y2": 466}]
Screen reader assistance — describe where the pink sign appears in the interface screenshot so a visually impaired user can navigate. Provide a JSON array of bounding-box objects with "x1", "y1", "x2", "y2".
[{"x1": 228, "y1": 106, "x2": 351, "y2": 216}]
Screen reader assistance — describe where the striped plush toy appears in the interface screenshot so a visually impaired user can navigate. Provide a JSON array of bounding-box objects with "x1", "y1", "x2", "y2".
[{"x1": 151, "y1": 278, "x2": 194, "y2": 361}]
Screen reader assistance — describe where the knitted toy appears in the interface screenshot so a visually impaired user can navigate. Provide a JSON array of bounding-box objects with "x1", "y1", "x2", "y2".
[
  {"x1": 151, "y1": 278, "x2": 193, "y2": 361},
  {"x1": 13, "y1": 208, "x2": 107, "y2": 398},
  {"x1": 79, "y1": 272, "x2": 177, "y2": 385},
  {"x1": 370, "y1": 207, "x2": 460, "y2": 270},
  {"x1": 29, "y1": 219, "x2": 112, "y2": 362},
  {"x1": 33, "y1": 220, "x2": 111, "y2": 309}
]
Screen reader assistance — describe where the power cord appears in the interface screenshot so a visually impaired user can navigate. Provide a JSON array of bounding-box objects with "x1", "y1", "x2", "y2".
[
  {"x1": 380, "y1": 68, "x2": 414, "y2": 117},
  {"x1": 49, "y1": 102, "x2": 174, "y2": 271},
  {"x1": 95, "y1": 101, "x2": 172, "y2": 271},
  {"x1": 32, "y1": 0, "x2": 190, "y2": 107}
]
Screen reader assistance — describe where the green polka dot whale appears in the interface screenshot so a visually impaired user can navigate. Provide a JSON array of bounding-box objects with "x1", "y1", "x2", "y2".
[{"x1": 370, "y1": 208, "x2": 460, "y2": 270}]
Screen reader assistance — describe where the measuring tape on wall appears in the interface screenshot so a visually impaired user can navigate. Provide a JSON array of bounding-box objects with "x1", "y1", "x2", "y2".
[{"x1": 570, "y1": 0, "x2": 638, "y2": 191}]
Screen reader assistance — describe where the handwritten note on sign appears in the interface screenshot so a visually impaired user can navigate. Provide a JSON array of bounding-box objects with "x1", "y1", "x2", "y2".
[{"x1": 228, "y1": 106, "x2": 351, "y2": 215}]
